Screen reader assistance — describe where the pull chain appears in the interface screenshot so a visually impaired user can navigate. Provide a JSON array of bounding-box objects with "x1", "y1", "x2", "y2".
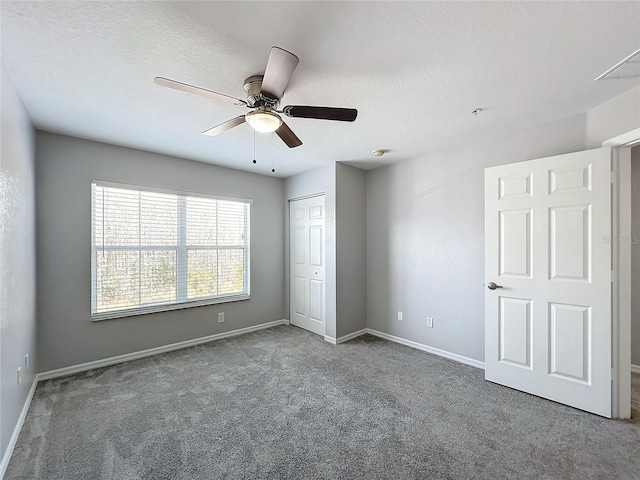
[
  {"x1": 271, "y1": 133, "x2": 276, "y2": 173},
  {"x1": 252, "y1": 128, "x2": 256, "y2": 164}
]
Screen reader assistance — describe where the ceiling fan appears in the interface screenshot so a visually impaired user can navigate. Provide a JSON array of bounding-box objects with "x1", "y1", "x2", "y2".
[{"x1": 154, "y1": 46, "x2": 358, "y2": 148}]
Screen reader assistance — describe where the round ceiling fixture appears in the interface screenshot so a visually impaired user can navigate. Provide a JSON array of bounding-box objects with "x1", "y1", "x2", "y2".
[
  {"x1": 372, "y1": 149, "x2": 386, "y2": 157},
  {"x1": 246, "y1": 110, "x2": 282, "y2": 133}
]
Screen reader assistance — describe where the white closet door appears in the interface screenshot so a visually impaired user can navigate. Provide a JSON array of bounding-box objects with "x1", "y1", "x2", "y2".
[{"x1": 290, "y1": 195, "x2": 325, "y2": 336}]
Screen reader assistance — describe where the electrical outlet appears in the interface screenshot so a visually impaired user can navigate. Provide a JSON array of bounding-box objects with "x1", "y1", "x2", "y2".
[
  {"x1": 24, "y1": 354, "x2": 30, "y2": 371},
  {"x1": 17, "y1": 367, "x2": 22, "y2": 385},
  {"x1": 426, "y1": 317, "x2": 433, "y2": 328},
  {"x1": 397, "y1": 311, "x2": 403, "y2": 321},
  {"x1": 218, "y1": 312, "x2": 225, "y2": 323}
]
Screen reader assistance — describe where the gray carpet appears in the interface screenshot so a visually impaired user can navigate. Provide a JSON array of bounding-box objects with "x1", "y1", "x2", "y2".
[{"x1": 5, "y1": 325, "x2": 640, "y2": 479}]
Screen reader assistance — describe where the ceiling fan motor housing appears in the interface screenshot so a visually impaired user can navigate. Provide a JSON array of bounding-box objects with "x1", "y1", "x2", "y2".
[{"x1": 244, "y1": 75, "x2": 279, "y2": 109}]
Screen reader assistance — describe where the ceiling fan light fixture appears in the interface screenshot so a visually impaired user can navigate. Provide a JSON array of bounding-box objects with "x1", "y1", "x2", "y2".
[{"x1": 245, "y1": 110, "x2": 282, "y2": 133}]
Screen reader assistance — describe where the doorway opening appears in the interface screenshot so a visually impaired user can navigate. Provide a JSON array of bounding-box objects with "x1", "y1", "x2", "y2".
[{"x1": 606, "y1": 128, "x2": 640, "y2": 418}]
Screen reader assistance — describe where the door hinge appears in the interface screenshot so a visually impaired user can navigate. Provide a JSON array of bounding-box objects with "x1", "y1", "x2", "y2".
[{"x1": 611, "y1": 171, "x2": 616, "y2": 184}]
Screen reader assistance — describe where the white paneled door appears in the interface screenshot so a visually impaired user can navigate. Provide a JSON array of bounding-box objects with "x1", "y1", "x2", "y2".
[
  {"x1": 485, "y1": 148, "x2": 612, "y2": 417},
  {"x1": 290, "y1": 195, "x2": 325, "y2": 336}
]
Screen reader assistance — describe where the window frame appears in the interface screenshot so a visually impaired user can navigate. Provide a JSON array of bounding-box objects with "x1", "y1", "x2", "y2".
[{"x1": 90, "y1": 180, "x2": 251, "y2": 321}]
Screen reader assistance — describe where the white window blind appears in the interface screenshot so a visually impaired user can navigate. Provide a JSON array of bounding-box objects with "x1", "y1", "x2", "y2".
[{"x1": 91, "y1": 181, "x2": 251, "y2": 320}]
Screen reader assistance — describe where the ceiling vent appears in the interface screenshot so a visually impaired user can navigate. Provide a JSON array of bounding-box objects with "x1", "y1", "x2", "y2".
[{"x1": 595, "y1": 48, "x2": 640, "y2": 80}]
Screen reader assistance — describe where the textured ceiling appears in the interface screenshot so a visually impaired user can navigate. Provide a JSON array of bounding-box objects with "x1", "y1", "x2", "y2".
[{"x1": 1, "y1": 1, "x2": 639, "y2": 177}]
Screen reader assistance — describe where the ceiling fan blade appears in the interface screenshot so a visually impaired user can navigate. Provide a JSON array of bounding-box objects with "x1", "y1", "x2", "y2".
[
  {"x1": 275, "y1": 121, "x2": 302, "y2": 148},
  {"x1": 155, "y1": 77, "x2": 247, "y2": 106},
  {"x1": 260, "y1": 47, "x2": 299, "y2": 100},
  {"x1": 202, "y1": 116, "x2": 246, "y2": 136},
  {"x1": 283, "y1": 105, "x2": 357, "y2": 122}
]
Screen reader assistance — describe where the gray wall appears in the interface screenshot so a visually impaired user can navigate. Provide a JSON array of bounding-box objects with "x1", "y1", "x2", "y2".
[
  {"x1": 335, "y1": 163, "x2": 367, "y2": 338},
  {"x1": 632, "y1": 146, "x2": 640, "y2": 366},
  {"x1": 0, "y1": 68, "x2": 37, "y2": 464},
  {"x1": 366, "y1": 114, "x2": 587, "y2": 362},
  {"x1": 283, "y1": 164, "x2": 337, "y2": 339},
  {"x1": 36, "y1": 132, "x2": 285, "y2": 371},
  {"x1": 586, "y1": 86, "x2": 640, "y2": 148}
]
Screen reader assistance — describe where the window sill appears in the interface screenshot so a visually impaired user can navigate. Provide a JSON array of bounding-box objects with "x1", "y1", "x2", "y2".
[{"x1": 91, "y1": 294, "x2": 250, "y2": 322}]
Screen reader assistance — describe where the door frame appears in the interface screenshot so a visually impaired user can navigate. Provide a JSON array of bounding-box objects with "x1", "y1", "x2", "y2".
[
  {"x1": 288, "y1": 193, "x2": 327, "y2": 336},
  {"x1": 607, "y1": 128, "x2": 640, "y2": 419}
]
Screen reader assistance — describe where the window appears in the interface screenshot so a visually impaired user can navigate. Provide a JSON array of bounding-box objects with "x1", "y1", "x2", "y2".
[{"x1": 91, "y1": 181, "x2": 250, "y2": 320}]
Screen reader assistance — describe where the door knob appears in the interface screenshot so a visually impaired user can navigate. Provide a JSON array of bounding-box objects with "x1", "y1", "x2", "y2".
[{"x1": 487, "y1": 282, "x2": 503, "y2": 290}]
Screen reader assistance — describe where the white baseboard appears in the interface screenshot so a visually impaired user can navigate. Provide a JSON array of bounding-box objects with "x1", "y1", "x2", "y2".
[
  {"x1": 632, "y1": 364, "x2": 640, "y2": 374},
  {"x1": 324, "y1": 328, "x2": 368, "y2": 345},
  {"x1": 323, "y1": 327, "x2": 484, "y2": 370},
  {"x1": 38, "y1": 319, "x2": 289, "y2": 381},
  {"x1": 0, "y1": 377, "x2": 38, "y2": 479},
  {"x1": 337, "y1": 328, "x2": 368, "y2": 343},
  {"x1": 366, "y1": 329, "x2": 485, "y2": 370}
]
